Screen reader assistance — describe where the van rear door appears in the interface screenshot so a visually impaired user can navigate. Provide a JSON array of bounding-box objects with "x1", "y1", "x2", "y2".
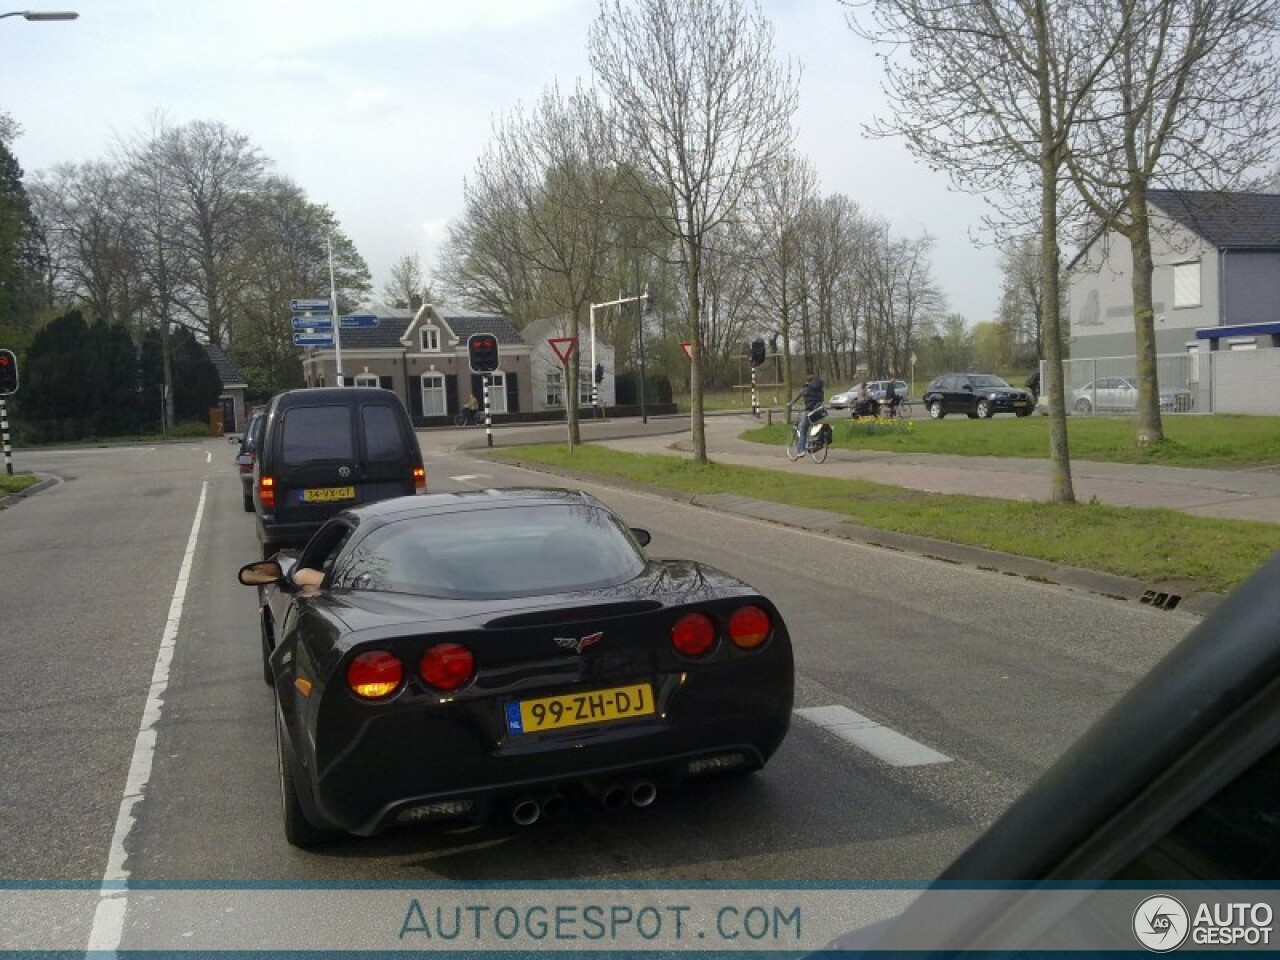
[
  {"x1": 355, "y1": 399, "x2": 421, "y2": 502},
  {"x1": 271, "y1": 403, "x2": 361, "y2": 526}
]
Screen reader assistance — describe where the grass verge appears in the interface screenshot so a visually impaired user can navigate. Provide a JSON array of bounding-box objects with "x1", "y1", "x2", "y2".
[
  {"x1": 739, "y1": 413, "x2": 1280, "y2": 467},
  {"x1": 0, "y1": 474, "x2": 40, "y2": 495},
  {"x1": 494, "y1": 444, "x2": 1276, "y2": 594}
]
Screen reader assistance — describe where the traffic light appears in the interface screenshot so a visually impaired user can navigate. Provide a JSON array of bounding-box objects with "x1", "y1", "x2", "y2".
[
  {"x1": 467, "y1": 333, "x2": 499, "y2": 373},
  {"x1": 750, "y1": 338, "x2": 766, "y2": 367},
  {"x1": 594, "y1": 363, "x2": 604, "y2": 384},
  {"x1": 0, "y1": 349, "x2": 17, "y2": 396}
]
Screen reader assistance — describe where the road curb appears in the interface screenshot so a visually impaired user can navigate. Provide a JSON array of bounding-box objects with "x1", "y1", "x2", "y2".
[
  {"x1": 0, "y1": 474, "x2": 59, "y2": 509},
  {"x1": 491, "y1": 455, "x2": 1225, "y2": 618}
]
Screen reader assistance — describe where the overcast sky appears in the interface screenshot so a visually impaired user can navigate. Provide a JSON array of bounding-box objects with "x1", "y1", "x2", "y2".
[{"x1": 2, "y1": 0, "x2": 1002, "y2": 324}]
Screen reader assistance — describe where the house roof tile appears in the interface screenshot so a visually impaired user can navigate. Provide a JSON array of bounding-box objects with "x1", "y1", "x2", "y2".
[
  {"x1": 203, "y1": 343, "x2": 247, "y2": 388},
  {"x1": 1148, "y1": 190, "x2": 1280, "y2": 248}
]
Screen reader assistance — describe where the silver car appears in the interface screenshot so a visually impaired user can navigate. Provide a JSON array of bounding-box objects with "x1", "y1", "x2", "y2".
[{"x1": 1071, "y1": 377, "x2": 1192, "y2": 414}]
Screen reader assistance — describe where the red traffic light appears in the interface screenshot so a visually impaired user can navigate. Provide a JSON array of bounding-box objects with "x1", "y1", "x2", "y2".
[
  {"x1": 467, "y1": 333, "x2": 499, "y2": 373},
  {"x1": 0, "y1": 348, "x2": 18, "y2": 396}
]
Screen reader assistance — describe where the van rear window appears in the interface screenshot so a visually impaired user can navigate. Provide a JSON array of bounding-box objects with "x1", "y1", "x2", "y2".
[
  {"x1": 361, "y1": 404, "x2": 407, "y2": 461},
  {"x1": 281, "y1": 406, "x2": 354, "y2": 464}
]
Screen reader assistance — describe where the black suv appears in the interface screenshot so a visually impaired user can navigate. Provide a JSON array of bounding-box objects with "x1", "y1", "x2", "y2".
[
  {"x1": 923, "y1": 374, "x2": 1034, "y2": 419},
  {"x1": 252, "y1": 388, "x2": 425, "y2": 555}
]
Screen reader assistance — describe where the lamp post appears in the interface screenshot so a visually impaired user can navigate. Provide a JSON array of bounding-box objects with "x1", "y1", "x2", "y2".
[{"x1": 0, "y1": 10, "x2": 79, "y2": 20}]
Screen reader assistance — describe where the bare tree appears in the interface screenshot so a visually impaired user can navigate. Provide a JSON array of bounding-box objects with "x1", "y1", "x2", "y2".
[
  {"x1": 996, "y1": 237, "x2": 1046, "y2": 365},
  {"x1": 382, "y1": 252, "x2": 431, "y2": 309},
  {"x1": 751, "y1": 151, "x2": 819, "y2": 397},
  {"x1": 1064, "y1": 0, "x2": 1280, "y2": 446},
  {"x1": 849, "y1": 0, "x2": 1127, "y2": 503},
  {"x1": 801, "y1": 193, "x2": 867, "y2": 383},
  {"x1": 590, "y1": 0, "x2": 798, "y2": 463}
]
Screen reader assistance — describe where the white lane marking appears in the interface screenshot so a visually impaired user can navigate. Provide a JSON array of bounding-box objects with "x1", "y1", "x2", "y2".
[
  {"x1": 205, "y1": 451, "x2": 211, "y2": 464},
  {"x1": 450, "y1": 474, "x2": 492, "y2": 484},
  {"x1": 795, "y1": 705, "x2": 952, "y2": 767},
  {"x1": 87, "y1": 482, "x2": 207, "y2": 953}
]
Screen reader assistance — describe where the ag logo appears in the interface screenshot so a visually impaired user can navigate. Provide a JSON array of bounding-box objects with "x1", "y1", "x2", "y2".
[{"x1": 1133, "y1": 895, "x2": 1189, "y2": 952}]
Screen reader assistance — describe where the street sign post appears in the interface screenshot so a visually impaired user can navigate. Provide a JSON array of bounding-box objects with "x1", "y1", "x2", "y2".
[
  {"x1": 290, "y1": 298, "x2": 330, "y2": 313},
  {"x1": 293, "y1": 332, "x2": 335, "y2": 347},
  {"x1": 292, "y1": 317, "x2": 333, "y2": 331},
  {"x1": 339, "y1": 313, "x2": 378, "y2": 329}
]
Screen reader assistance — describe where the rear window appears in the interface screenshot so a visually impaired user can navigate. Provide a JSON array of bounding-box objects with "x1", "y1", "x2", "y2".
[
  {"x1": 332, "y1": 505, "x2": 646, "y2": 599},
  {"x1": 361, "y1": 403, "x2": 408, "y2": 462},
  {"x1": 280, "y1": 406, "x2": 354, "y2": 464}
]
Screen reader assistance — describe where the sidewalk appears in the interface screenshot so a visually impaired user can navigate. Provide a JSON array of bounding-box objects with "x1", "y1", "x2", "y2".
[{"x1": 594, "y1": 414, "x2": 1280, "y2": 525}]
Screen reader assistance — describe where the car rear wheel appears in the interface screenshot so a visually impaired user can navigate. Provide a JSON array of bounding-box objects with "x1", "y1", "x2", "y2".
[
  {"x1": 976, "y1": 399, "x2": 993, "y2": 419},
  {"x1": 928, "y1": 400, "x2": 945, "y2": 419},
  {"x1": 276, "y1": 706, "x2": 336, "y2": 849},
  {"x1": 1075, "y1": 398, "x2": 1093, "y2": 414},
  {"x1": 242, "y1": 491, "x2": 254, "y2": 513},
  {"x1": 1016, "y1": 409, "x2": 1032, "y2": 418}
]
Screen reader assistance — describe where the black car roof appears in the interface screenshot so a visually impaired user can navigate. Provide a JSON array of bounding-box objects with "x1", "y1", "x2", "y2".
[
  {"x1": 334, "y1": 488, "x2": 604, "y2": 525},
  {"x1": 269, "y1": 387, "x2": 402, "y2": 408}
]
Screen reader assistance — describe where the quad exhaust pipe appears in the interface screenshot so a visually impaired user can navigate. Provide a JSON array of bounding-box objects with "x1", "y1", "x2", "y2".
[{"x1": 511, "y1": 779, "x2": 659, "y2": 824}]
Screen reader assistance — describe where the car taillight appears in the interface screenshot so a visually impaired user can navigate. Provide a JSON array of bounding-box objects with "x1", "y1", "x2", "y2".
[
  {"x1": 728, "y1": 605, "x2": 771, "y2": 650},
  {"x1": 671, "y1": 613, "x2": 716, "y2": 657},
  {"x1": 347, "y1": 650, "x2": 403, "y2": 699},
  {"x1": 420, "y1": 642, "x2": 474, "y2": 691},
  {"x1": 412, "y1": 465, "x2": 426, "y2": 490},
  {"x1": 258, "y1": 475, "x2": 276, "y2": 509}
]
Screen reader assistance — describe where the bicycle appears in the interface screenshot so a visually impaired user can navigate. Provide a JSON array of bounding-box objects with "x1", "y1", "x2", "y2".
[
  {"x1": 785, "y1": 405, "x2": 832, "y2": 463},
  {"x1": 879, "y1": 398, "x2": 911, "y2": 419},
  {"x1": 453, "y1": 410, "x2": 479, "y2": 427}
]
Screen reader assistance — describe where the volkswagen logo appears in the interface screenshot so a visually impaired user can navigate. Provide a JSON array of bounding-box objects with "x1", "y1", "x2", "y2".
[{"x1": 338, "y1": 466, "x2": 351, "y2": 478}]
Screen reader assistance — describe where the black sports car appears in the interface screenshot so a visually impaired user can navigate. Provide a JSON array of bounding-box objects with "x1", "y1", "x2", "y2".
[{"x1": 239, "y1": 488, "x2": 794, "y2": 847}]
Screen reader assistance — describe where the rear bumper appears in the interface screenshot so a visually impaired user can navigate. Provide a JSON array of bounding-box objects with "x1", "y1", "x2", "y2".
[{"x1": 303, "y1": 662, "x2": 794, "y2": 835}]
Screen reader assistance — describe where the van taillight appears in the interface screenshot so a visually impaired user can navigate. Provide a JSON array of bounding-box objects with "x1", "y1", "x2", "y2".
[
  {"x1": 413, "y1": 466, "x2": 426, "y2": 490},
  {"x1": 259, "y1": 475, "x2": 276, "y2": 509}
]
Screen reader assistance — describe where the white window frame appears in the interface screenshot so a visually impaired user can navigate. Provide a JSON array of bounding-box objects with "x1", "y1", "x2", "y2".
[
  {"x1": 419, "y1": 326, "x2": 441, "y2": 352},
  {"x1": 485, "y1": 371, "x2": 508, "y2": 414},
  {"x1": 420, "y1": 372, "x2": 447, "y2": 416},
  {"x1": 1172, "y1": 261, "x2": 1201, "y2": 309},
  {"x1": 354, "y1": 373, "x2": 379, "y2": 388},
  {"x1": 545, "y1": 369, "x2": 565, "y2": 408}
]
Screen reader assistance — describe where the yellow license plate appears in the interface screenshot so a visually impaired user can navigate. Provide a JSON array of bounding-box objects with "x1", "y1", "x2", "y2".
[
  {"x1": 506, "y1": 683, "x2": 655, "y2": 735},
  {"x1": 303, "y1": 485, "x2": 355, "y2": 503}
]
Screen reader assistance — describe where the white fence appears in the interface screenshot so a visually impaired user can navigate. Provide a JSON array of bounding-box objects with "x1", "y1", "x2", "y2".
[{"x1": 1052, "y1": 350, "x2": 1280, "y2": 416}]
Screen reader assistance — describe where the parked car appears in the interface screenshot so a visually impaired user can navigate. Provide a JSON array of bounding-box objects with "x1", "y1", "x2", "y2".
[
  {"x1": 252, "y1": 387, "x2": 425, "y2": 556},
  {"x1": 239, "y1": 488, "x2": 795, "y2": 847},
  {"x1": 233, "y1": 411, "x2": 265, "y2": 512},
  {"x1": 923, "y1": 374, "x2": 1035, "y2": 419},
  {"x1": 824, "y1": 549, "x2": 1280, "y2": 953},
  {"x1": 829, "y1": 379, "x2": 909, "y2": 417},
  {"x1": 1071, "y1": 376, "x2": 1193, "y2": 414}
]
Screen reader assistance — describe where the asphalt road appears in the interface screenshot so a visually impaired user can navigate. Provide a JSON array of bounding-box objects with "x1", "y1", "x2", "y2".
[{"x1": 0, "y1": 434, "x2": 1200, "y2": 948}]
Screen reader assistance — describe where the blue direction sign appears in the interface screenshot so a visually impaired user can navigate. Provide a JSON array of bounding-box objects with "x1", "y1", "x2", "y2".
[
  {"x1": 293, "y1": 332, "x2": 334, "y2": 347},
  {"x1": 340, "y1": 312, "x2": 379, "y2": 328},
  {"x1": 292, "y1": 317, "x2": 333, "y2": 330},
  {"x1": 291, "y1": 298, "x2": 331, "y2": 313}
]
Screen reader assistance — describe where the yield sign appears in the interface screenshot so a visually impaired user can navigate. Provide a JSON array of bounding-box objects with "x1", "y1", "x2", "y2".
[
  {"x1": 548, "y1": 337, "x2": 577, "y2": 365},
  {"x1": 680, "y1": 341, "x2": 693, "y2": 362}
]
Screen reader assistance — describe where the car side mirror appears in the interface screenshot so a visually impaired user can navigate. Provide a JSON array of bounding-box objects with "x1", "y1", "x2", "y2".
[
  {"x1": 239, "y1": 560, "x2": 283, "y2": 586},
  {"x1": 630, "y1": 528, "x2": 652, "y2": 547},
  {"x1": 234, "y1": 454, "x2": 254, "y2": 466}
]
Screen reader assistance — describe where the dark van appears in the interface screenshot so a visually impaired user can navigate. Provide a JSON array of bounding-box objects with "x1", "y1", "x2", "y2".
[{"x1": 253, "y1": 388, "x2": 425, "y2": 554}]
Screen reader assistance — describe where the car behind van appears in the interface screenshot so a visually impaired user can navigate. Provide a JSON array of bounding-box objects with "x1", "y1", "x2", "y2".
[{"x1": 253, "y1": 388, "x2": 425, "y2": 555}]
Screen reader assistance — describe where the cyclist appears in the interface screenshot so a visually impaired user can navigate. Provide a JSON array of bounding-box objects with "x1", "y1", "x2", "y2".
[
  {"x1": 462, "y1": 393, "x2": 480, "y2": 426},
  {"x1": 791, "y1": 374, "x2": 824, "y2": 455},
  {"x1": 882, "y1": 378, "x2": 899, "y2": 418}
]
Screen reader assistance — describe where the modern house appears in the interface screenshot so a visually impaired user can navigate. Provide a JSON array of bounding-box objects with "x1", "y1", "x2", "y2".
[
  {"x1": 299, "y1": 304, "x2": 533, "y2": 425},
  {"x1": 1065, "y1": 189, "x2": 1280, "y2": 414}
]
